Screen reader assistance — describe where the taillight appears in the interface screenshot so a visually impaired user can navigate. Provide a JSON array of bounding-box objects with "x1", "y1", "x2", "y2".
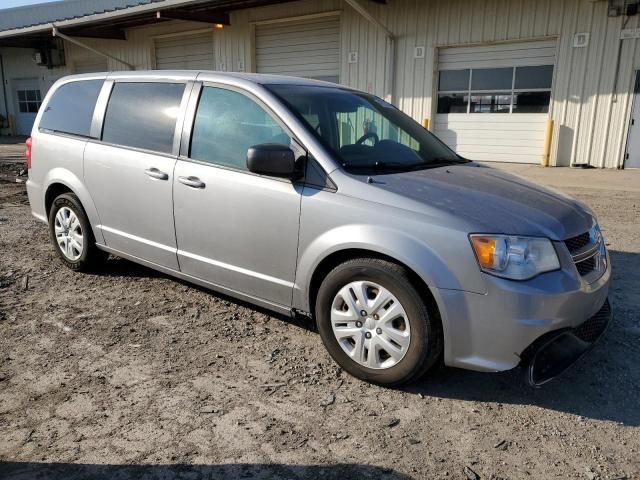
[{"x1": 25, "y1": 137, "x2": 32, "y2": 170}]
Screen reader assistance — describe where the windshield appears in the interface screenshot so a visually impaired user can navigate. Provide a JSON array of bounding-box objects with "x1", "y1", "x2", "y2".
[{"x1": 266, "y1": 84, "x2": 465, "y2": 173}]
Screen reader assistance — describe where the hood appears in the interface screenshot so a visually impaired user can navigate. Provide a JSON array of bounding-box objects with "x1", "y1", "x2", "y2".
[{"x1": 363, "y1": 164, "x2": 594, "y2": 240}]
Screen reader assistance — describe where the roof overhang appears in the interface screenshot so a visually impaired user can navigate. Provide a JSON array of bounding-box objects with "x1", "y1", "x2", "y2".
[{"x1": 0, "y1": 0, "x2": 360, "y2": 48}]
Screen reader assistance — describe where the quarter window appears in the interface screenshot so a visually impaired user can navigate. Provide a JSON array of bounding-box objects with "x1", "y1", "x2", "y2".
[
  {"x1": 39, "y1": 80, "x2": 103, "y2": 137},
  {"x1": 437, "y1": 65, "x2": 554, "y2": 114},
  {"x1": 190, "y1": 86, "x2": 290, "y2": 170},
  {"x1": 102, "y1": 82, "x2": 185, "y2": 154}
]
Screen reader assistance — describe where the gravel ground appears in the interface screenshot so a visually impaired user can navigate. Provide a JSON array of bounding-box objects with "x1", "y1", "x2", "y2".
[{"x1": 0, "y1": 147, "x2": 639, "y2": 480}]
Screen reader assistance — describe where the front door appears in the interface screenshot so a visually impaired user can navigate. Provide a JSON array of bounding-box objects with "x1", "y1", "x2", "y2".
[
  {"x1": 84, "y1": 81, "x2": 188, "y2": 270},
  {"x1": 626, "y1": 73, "x2": 640, "y2": 169},
  {"x1": 13, "y1": 78, "x2": 42, "y2": 135},
  {"x1": 173, "y1": 85, "x2": 302, "y2": 307}
]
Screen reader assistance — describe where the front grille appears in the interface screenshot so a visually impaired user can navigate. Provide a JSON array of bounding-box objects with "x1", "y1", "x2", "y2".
[
  {"x1": 564, "y1": 232, "x2": 591, "y2": 254},
  {"x1": 573, "y1": 299, "x2": 611, "y2": 343},
  {"x1": 576, "y1": 256, "x2": 597, "y2": 276},
  {"x1": 564, "y1": 227, "x2": 603, "y2": 278}
]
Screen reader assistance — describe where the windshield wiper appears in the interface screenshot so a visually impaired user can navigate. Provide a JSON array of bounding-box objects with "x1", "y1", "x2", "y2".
[
  {"x1": 343, "y1": 157, "x2": 470, "y2": 172},
  {"x1": 342, "y1": 160, "x2": 411, "y2": 171},
  {"x1": 406, "y1": 157, "x2": 470, "y2": 170}
]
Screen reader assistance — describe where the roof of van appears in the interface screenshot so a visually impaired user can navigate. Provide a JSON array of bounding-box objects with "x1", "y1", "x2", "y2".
[{"x1": 65, "y1": 70, "x2": 348, "y2": 88}]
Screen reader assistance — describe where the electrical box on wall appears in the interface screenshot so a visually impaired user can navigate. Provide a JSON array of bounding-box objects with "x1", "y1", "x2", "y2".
[
  {"x1": 32, "y1": 40, "x2": 65, "y2": 69},
  {"x1": 608, "y1": 0, "x2": 640, "y2": 17}
]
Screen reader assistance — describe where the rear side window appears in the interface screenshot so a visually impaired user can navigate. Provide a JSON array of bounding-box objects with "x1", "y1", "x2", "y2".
[
  {"x1": 39, "y1": 80, "x2": 103, "y2": 137},
  {"x1": 102, "y1": 82, "x2": 185, "y2": 154}
]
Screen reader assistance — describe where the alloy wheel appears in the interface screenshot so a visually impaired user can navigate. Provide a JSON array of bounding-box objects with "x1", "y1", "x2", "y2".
[{"x1": 54, "y1": 206, "x2": 84, "y2": 261}]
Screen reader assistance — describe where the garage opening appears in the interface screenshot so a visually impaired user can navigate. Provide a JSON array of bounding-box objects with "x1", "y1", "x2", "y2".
[
  {"x1": 434, "y1": 40, "x2": 557, "y2": 164},
  {"x1": 154, "y1": 31, "x2": 214, "y2": 70},
  {"x1": 255, "y1": 15, "x2": 340, "y2": 83}
]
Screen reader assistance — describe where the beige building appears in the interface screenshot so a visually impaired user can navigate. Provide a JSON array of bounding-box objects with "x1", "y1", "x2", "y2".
[{"x1": 1, "y1": 0, "x2": 640, "y2": 168}]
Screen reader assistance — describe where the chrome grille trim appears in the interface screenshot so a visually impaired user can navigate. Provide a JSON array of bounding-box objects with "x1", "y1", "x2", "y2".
[{"x1": 564, "y1": 225, "x2": 605, "y2": 279}]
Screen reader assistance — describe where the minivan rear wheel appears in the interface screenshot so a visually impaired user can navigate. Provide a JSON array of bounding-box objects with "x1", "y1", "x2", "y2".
[
  {"x1": 316, "y1": 258, "x2": 442, "y2": 386},
  {"x1": 49, "y1": 193, "x2": 107, "y2": 272}
]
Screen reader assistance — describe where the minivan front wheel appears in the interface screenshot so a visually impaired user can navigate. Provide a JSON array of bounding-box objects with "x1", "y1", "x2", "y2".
[
  {"x1": 316, "y1": 258, "x2": 442, "y2": 386},
  {"x1": 49, "y1": 193, "x2": 107, "y2": 272}
]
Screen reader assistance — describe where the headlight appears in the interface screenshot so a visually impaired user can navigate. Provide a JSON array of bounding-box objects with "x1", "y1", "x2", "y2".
[{"x1": 469, "y1": 234, "x2": 560, "y2": 280}]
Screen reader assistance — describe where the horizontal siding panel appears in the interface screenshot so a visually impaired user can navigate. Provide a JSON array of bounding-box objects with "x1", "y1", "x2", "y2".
[
  {"x1": 455, "y1": 151, "x2": 541, "y2": 163},
  {"x1": 436, "y1": 111, "x2": 547, "y2": 164},
  {"x1": 436, "y1": 113, "x2": 548, "y2": 123},
  {"x1": 434, "y1": 136, "x2": 546, "y2": 147},
  {"x1": 254, "y1": 55, "x2": 339, "y2": 68},
  {"x1": 439, "y1": 39, "x2": 557, "y2": 69}
]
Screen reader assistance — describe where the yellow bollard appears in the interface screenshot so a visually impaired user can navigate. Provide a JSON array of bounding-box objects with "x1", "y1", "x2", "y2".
[
  {"x1": 541, "y1": 119, "x2": 554, "y2": 167},
  {"x1": 422, "y1": 118, "x2": 430, "y2": 131}
]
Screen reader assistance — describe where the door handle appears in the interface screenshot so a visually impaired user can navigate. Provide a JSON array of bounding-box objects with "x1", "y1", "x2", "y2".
[
  {"x1": 145, "y1": 168, "x2": 169, "y2": 180},
  {"x1": 178, "y1": 176, "x2": 206, "y2": 189}
]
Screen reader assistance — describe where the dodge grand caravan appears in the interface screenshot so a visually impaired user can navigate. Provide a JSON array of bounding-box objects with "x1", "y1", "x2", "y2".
[{"x1": 26, "y1": 71, "x2": 611, "y2": 386}]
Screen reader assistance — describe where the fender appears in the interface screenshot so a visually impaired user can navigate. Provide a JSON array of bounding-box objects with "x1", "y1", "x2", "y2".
[
  {"x1": 42, "y1": 167, "x2": 105, "y2": 244},
  {"x1": 292, "y1": 223, "x2": 484, "y2": 313}
]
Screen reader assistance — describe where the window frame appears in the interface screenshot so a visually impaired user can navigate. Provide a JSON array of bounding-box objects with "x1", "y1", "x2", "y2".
[
  {"x1": 437, "y1": 65, "x2": 554, "y2": 115},
  {"x1": 180, "y1": 81, "x2": 306, "y2": 180},
  {"x1": 17, "y1": 89, "x2": 42, "y2": 114},
  {"x1": 37, "y1": 79, "x2": 105, "y2": 140},
  {"x1": 96, "y1": 79, "x2": 192, "y2": 157}
]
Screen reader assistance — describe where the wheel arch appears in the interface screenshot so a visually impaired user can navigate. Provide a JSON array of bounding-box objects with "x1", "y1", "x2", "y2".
[
  {"x1": 306, "y1": 248, "x2": 443, "y2": 327},
  {"x1": 44, "y1": 182, "x2": 73, "y2": 218},
  {"x1": 42, "y1": 169, "x2": 104, "y2": 244}
]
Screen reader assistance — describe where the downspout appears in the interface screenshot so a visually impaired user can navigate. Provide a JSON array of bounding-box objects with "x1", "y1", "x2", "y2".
[
  {"x1": 0, "y1": 54, "x2": 9, "y2": 128},
  {"x1": 343, "y1": 0, "x2": 395, "y2": 103},
  {"x1": 52, "y1": 26, "x2": 135, "y2": 70}
]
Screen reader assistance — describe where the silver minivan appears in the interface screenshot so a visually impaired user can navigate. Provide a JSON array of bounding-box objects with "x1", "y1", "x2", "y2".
[{"x1": 26, "y1": 71, "x2": 611, "y2": 386}]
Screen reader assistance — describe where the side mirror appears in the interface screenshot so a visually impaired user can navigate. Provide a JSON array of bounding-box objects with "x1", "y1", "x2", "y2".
[{"x1": 246, "y1": 143, "x2": 296, "y2": 178}]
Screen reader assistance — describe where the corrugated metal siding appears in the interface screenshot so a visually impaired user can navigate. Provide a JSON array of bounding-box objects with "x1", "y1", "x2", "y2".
[
  {"x1": 255, "y1": 15, "x2": 340, "y2": 81},
  {"x1": 46, "y1": 0, "x2": 640, "y2": 168}
]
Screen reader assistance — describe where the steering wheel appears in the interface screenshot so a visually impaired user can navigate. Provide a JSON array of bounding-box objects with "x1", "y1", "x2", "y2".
[{"x1": 356, "y1": 132, "x2": 379, "y2": 146}]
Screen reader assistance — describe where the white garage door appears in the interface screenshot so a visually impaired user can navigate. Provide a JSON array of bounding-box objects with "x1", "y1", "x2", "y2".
[
  {"x1": 255, "y1": 15, "x2": 340, "y2": 83},
  {"x1": 434, "y1": 40, "x2": 557, "y2": 164},
  {"x1": 155, "y1": 31, "x2": 214, "y2": 70}
]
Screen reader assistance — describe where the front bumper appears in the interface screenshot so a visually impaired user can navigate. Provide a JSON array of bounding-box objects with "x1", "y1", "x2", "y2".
[
  {"x1": 434, "y1": 248, "x2": 611, "y2": 373},
  {"x1": 522, "y1": 299, "x2": 612, "y2": 386}
]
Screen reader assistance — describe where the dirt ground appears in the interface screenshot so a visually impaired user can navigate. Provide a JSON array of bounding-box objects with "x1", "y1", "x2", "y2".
[{"x1": 0, "y1": 141, "x2": 639, "y2": 480}]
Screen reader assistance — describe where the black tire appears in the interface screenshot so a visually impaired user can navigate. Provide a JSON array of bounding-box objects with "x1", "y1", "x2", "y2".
[
  {"x1": 315, "y1": 258, "x2": 443, "y2": 386},
  {"x1": 48, "y1": 193, "x2": 107, "y2": 272}
]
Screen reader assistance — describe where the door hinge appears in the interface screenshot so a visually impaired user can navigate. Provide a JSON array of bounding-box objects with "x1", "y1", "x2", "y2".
[{"x1": 626, "y1": 153, "x2": 630, "y2": 159}]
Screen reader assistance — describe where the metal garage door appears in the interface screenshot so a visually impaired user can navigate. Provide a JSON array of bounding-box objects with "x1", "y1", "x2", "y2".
[
  {"x1": 255, "y1": 15, "x2": 340, "y2": 83},
  {"x1": 434, "y1": 40, "x2": 557, "y2": 164},
  {"x1": 155, "y1": 31, "x2": 214, "y2": 70}
]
